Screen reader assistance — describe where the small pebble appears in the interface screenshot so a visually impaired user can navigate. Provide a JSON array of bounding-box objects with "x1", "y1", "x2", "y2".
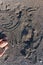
[{"x1": 0, "y1": 0, "x2": 3, "y2": 5}]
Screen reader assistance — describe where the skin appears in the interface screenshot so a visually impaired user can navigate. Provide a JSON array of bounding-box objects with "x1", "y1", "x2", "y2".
[{"x1": 0, "y1": 39, "x2": 8, "y2": 57}]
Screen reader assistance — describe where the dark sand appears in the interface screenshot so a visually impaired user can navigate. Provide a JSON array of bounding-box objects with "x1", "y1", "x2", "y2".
[{"x1": 0, "y1": 0, "x2": 43, "y2": 65}]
